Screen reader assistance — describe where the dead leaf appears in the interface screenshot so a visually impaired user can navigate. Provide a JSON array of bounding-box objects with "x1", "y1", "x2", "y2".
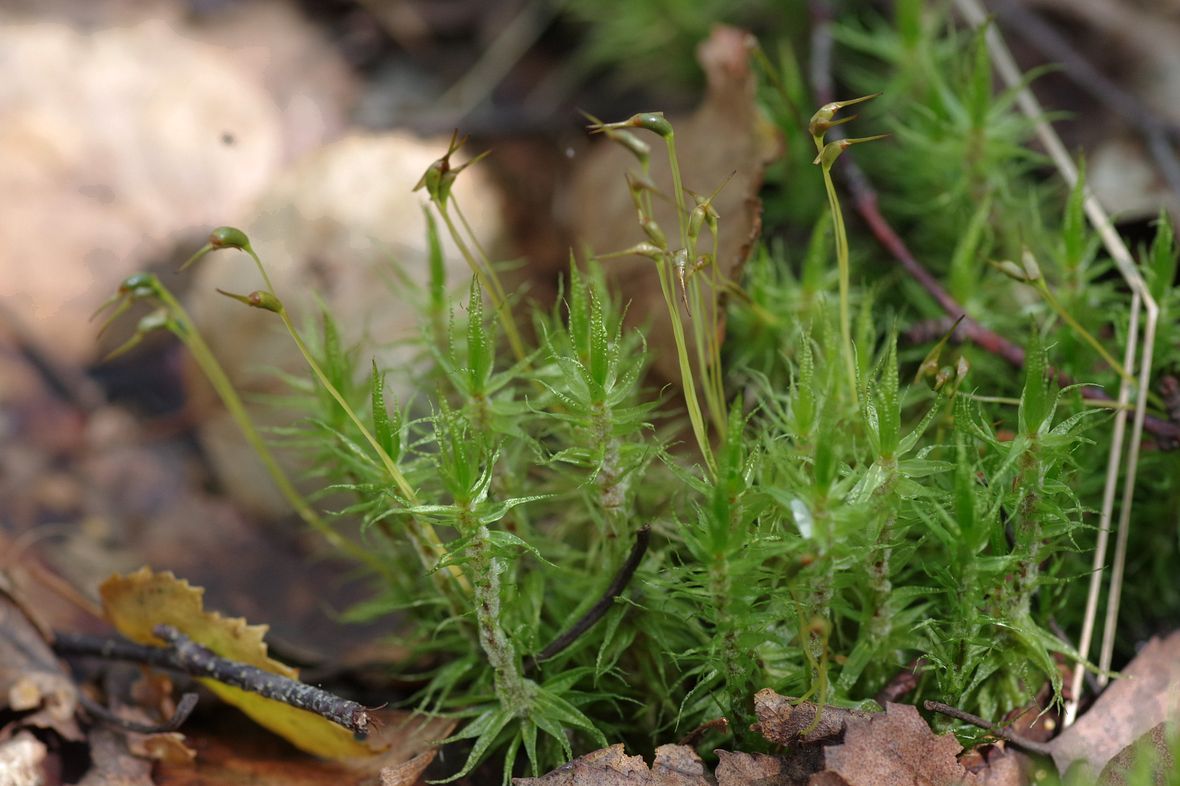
[
  {"x1": 514, "y1": 743, "x2": 710, "y2": 785},
  {"x1": 816, "y1": 702, "x2": 975, "y2": 786},
  {"x1": 99, "y1": 567, "x2": 369, "y2": 760},
  {"x1": 78, "y1": 727, "x2": 155, "y2": 786},
  {"x1": 961, "y1": 745, "x2": 1030, "y2": 786},
  {"x1": 1098, "y1": 722, "x2": 1176, "y2": 786},
  {"x1": 715, "y1": 749, "x2": 805, "y2": 786},
  {"x1": 751, "y1": 689, "x2": 873, "y2": 746},
  {"x1": 1048, "y1": 630, "x2": 1180, "y2": 777},
  {"x1": 569, "y1": 24, "x2": 781, "y2": 385},
  {"x1": 153, "y1": 709, "x2": 453, "y2": 786},
  {"x1": 0, "y1": 592, "x2": 81, "y2": 741}
]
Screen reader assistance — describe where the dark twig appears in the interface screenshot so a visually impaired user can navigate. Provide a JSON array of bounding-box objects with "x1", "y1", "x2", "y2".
[
  {"x1": 78, "y1": 691, "x2": 199, "y2": 735},
  {"x1": 986, "y1": 0, "x2": 1180, "y2": 206},
  {"x1": 54, "y1": 627, "x2": 370, "y2": 736},
  {"x1": 807, "y1": 0, "x2": 1180, "y2": 448},
  {"x1": 526, "y1": 525, "x2": 651, "y2": 673},
  {"x1": 1161, "y1": 375, "x2": 1180, "y2": 425},
  {"x1": 924, "y1": 700, "x2": 1056, "y2": 757},
  {"x1": 677, "y1": 716, "x2": 730, "y2": 747},
  {"x1": 874, "y1": 657, "x2": 925, "y2": 705}
]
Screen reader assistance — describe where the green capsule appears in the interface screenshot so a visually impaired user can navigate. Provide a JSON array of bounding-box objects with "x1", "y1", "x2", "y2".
[
  {"x1": 599, "y1": 242, "x2": 664, "y2": 262},
  {"x1": 813, "y1": 135, "x2": 889, "y2": 169},
  {"x1": 102, "y1": 308, "x2": 172, "y2": 362},
  {"x1": 641, "y1": 218, "x2": 667, "y2": 249},
  {"x1": 992, "y1": 259, "x2": 1030, "y2": 282},
  {"x1": 413, "y1": 131, "x2": 488, "y2": 207},
  {"x1": 808, "y1": 93, "x2": 881, "y2": 139},
  {"x1": 209, "y1": 226, "x2": 252, "y2": 250},
  {"x1": 1020, "y1": 249, "x2": 1043, "y2": 282},
  {"x1": 627, "y1": 112, "x2": 673, "y2": 138},
  {"x1": 216, "y1": 288, "x2": 284, "y2": 314},
  {"x1": 120, "y1": 272, "x2": 160, "y2": 292}
]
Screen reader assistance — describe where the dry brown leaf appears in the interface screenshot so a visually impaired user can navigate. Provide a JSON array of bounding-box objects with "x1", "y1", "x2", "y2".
[
  {"x1": 1098, "y1": 722, "x2": 1176, "y2": 786},
  {"x1": 1049, "y1": 630, "x2": 1180, "y2": 777},
  {"x1": 752, "y1": 689, "x2": 872, "y2": 746},
  {"x1": 715, "y1": 748, "x2": 805, "y2": 786},
  {"x1": 0, "y1": 592, "x2": 81, "y2": 741},
  {"x1": 514, "y1": 743, "x2": 710, "y2": 786},
  {"x1": 78, "y1": 727, "x2": 155, "y2": 786},
  {"x1": 817, "y1": 702, "x2": 975, "y2": 786},
  {"x1": 961, "y1": 745, "x2": 1029, "y2": 786},
  {"x1": 569, "y1": 24, "x2": 780, "y2": 384},
  {"x1": 152, "y1": 709, "x2": 452, "y2": 786}
]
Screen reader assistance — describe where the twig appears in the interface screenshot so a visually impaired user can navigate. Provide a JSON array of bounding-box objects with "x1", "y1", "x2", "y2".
[
  {"x1": 1161, "y1": 375, "x2": 1180, "y2": 424},
  {"x1": 526, "y1": 525, "x2": 651, "y2": 672},
  {"x1": 875, "y1": 657, "x2": 925, "y2": 705},
  {"x1": 806, "y1": 1, "x2": 1180, "y2": 448},
  {"x1": 677, "y1": 716, "x2": 729, "y2": 747},
  {"x1": 924, "y1": 700, "x2": 1055, "y2": 757},
  {"x1": 53, "y1": 627, "x2": 370, "y2": 736},
  {"x1": 986, "y1": 0, "x2": 1180, "y2": 206},
  {"x1": 78, "y1": 691, "x2": 199, "y2": 735}
]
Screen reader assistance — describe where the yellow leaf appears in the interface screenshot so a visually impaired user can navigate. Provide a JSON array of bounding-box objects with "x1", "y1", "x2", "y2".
[{"x1": 100, "y1": 567, "x2": 370, "y2": 760}]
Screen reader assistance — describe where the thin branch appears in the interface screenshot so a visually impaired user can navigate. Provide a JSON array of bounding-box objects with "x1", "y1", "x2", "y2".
[
  {"x1": 875, "y1": 657, "x2": 925, "y2": 706},
  {"x1": 78, "y1": 691, "x2": 199, "y2": 735},
  {"x1": 924, "y1": 701, "x2": 1055, "y2": 757},
  {"x1": 54, "y1": 627, "x2": 370, "y2": 736},
  {"x1": 526, "y1": 525, "x2": 651, "y2": 673},
  {"x1": 677, "y1": 716, "x2": 730, "y2": 747},
  {"x1": 806, "y1": 0, "x2": 1180, "y2": 449}
]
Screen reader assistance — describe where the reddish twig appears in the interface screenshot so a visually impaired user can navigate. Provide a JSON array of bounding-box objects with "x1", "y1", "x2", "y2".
[
  {"x1": 875, "y1": 657, "x2": 926, "y2": 705},
  {"x1": 807, "y1": 0, "x2": 1180, "y2": 448}
]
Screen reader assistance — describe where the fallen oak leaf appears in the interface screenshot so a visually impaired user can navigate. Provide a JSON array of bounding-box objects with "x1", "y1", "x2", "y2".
[
  {"x1": 99, "y1": 567, "x2": 369, "y2": 760},
  {"x1": 1048, "y1": 630, "x2": 1180, "y2": 778},
  {"x1": 1097, "y1": 722, "x2": 1177, "y2": 786},
  {"x1": 961, "y1": 744, "x2": 1030, "y2": 786},
  {"x1": 818, "y1": 703, "x2": 977, "y2": 786},
  {"x1": 751, "y1": 688, "x2": 874, "y2": 746},
  {"x1": 715, "y1": 748, "x2": 809, "y2": 786},
  {"x1": 513, "y1": 743, "x2": 710, "y2": 785}
]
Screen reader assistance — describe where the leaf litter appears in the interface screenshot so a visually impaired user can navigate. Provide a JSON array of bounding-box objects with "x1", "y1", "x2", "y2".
[{"x1": 1047, "y1": 630, "x2": 1180, "y2": 779}]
